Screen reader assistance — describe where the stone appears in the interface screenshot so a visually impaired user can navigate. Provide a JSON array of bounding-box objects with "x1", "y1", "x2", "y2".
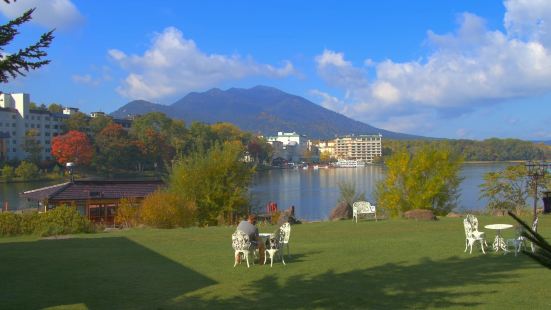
[
  {"x1": 404, "y1": 209, "x2": 437, "y2": 221},
  {"x1": 329, "y1": 202, "x2": 352, "y2": 221}
]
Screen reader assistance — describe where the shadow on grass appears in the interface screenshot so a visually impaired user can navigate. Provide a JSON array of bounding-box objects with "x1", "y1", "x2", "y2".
[
  {"x1": 182, "y1": 254, "x2": 535, "y2": 309},
  {"x1": 0, "y1": 237, "x2": 215, "y2": 309}
]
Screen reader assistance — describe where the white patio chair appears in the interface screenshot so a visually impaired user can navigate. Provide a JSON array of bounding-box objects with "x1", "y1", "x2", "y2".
[
  {"x1": 507, "y1": 216, "x2": 539, "y2": 256},
  {"x1": 464, "y1": 216, "x2": 486, "y2": 254},
  {"x1": 280, "y1": 222, "x2": 291, "y2": 258},
  {"x1": 264, "y1": 223, "x2": 289, "y2": 267},
  {"x1": 232, "y1": 230, "x2": 256, "y2": 268}
]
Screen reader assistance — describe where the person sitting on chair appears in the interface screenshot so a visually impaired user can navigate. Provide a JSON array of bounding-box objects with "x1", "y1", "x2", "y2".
[{"x1": 237, "y1": 214, "x2": 265, "y2": 264}]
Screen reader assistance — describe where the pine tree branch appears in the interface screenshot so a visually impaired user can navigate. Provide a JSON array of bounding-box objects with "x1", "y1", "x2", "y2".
[
  {"x1": 508, "y1": 211, "x2": 551, "y2": 269},
  {"x1": 0, "y1": 7, "x2": 54, "y2": 83}
]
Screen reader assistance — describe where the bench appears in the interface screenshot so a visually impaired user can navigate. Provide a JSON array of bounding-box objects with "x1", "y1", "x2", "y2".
[{"x1": 352, "y1": 201, "x2": 377, "y2": 223}]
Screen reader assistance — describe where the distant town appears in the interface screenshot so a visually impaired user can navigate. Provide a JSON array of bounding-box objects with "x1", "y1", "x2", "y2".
[{"x1": 1, "y1": 92, "x2": 382, "y2": 166}]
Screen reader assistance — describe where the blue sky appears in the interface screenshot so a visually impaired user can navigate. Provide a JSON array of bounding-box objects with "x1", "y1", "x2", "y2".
[{"x1": 2, "y1": 0, "x2": 551, "y2": 140}]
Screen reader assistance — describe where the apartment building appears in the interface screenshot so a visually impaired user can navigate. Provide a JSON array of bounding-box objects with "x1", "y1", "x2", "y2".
[
  {"x1": 0, "y1": 93, "x2": 131, "y2": 161},
  {"x1": 334, "y1": 134, "x2": 382, "y2": 163}
]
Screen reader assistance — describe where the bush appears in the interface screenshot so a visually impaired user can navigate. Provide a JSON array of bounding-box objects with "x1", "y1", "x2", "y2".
[
  {"x1": 140, "y1": 191, "x2": 195, "y2": 228},
  {"x1": 115, "y1": 198, "x2": 140, "y2": 228},
  {"x1": 15, "y1": 161, "x2": 39, "y2": 180},
  {"x1": 0, "y1": 212, "x2": 22, "y2": 236},
  {"x1": 36, "y1": 205, "x2": 92, "y2": 237},
  {"x1": 20, "y1": 212, "x2": 41, "y2": 234}
]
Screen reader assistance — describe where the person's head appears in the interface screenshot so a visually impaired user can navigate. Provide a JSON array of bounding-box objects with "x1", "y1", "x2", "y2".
[{"x1": 248, "y1": 214, "x2": 257, "y2": 225}]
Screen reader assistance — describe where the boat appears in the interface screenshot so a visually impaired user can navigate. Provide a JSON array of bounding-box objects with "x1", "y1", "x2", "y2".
[{"x1": 334, "y1": 160, "x2": 364, "y2": 168}]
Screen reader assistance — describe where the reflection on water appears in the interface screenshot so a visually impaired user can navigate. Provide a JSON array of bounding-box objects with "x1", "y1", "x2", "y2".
[
  {"x1": 0, "y1": 181, "x2": 60, "y2": 211},
  {"x1": 250, "y1": 162, "x2": 514, "y2": 221},
  {"x1": 1, "y1": 163, "x2": 515, "y2": 221}
]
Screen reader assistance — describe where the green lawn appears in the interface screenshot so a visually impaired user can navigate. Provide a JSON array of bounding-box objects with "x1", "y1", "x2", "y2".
[{"x1": 1, "y1": 215, "x2": 550, "y2": 309}]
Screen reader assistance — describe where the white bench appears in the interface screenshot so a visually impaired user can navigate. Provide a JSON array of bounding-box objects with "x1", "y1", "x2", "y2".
[{"x1": 352, "y1": 201, "x2": 377, "y2": 223}]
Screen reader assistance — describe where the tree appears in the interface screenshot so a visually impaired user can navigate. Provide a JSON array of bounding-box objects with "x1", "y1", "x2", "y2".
[
  {"x1": 15, "y1": 161, "x2": 39, "y2": 180},
  {"x1": 0, "y1": 5, "x2": 54, "y2": 83},
  {"x1": 51, "y1": 130, "x2": 94, "y2": 166},
  {"x1": 63, "y1": 112, "x2": 89, "y2": 133},
  {"x1": 319, "y1": 151, "x2": 333, "y2": 163},
  {"x1": 247, "y1": 136, "x2": 272, "y2": 164},
  {"x1": 94, "y1": 123, "x2": 139, "y2": 172},
  {"x1": 169, "y1": 141, "x2": 254, "y2": 226},
  {"x1": 89, "y1": 114, "x2": 113, "y2": 136},
  {"x1": 1, "y1": 164, "x2": 14, "y2": 180},
  {"x1": 48, "y1": 103, "x2": 63, "y2": 114},
  {"x1": 479, "y1": 165, "x2": 536, "y2": 215},
  {"x1": 22, "y1": 129, "x2": 42, "y2": 164},
  {"x1": 130, "y1": 112, "x2": 187, "y2": 169},
  {"x1": 375, "y1": 145, "x2": 463, "y2": 216}
]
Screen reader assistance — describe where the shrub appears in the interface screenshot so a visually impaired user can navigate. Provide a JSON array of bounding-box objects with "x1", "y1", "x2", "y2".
[
  {"x1": 37, "y1": 205, "x2": 92, "y2": 237},
  {"x1": 15, "y1": 161, "x2": 39, "y2": 180},
  {"x1": 20, "y1": 212, "x2": 41, "y2": 234},
  {"x1": 140, "y1": 191, "x2": 195, "y2": 228},
  {"x1": 115, "y1": 198, "x2": 140, "y2": 228},
  {"x1": 1, "y1": 165, "x2": 15, "y2": 181},
  {"x1": 0, "y1": 212, "x2": 22, "y2": 236}
]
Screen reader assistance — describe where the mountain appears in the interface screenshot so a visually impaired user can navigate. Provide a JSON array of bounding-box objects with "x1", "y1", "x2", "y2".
[{"x1": 111, "y1": 85, "x2": 423, "y2": 140}]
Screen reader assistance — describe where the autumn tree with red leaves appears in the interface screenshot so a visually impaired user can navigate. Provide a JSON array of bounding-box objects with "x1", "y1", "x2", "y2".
[{"x1": 51, "y1": 130, "x2": 94, "y2": 166}]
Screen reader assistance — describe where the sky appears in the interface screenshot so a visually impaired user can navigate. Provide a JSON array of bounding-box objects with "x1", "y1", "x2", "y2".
[{"x1": 2, "y1": 0, "x2": 551, "y2": 140}]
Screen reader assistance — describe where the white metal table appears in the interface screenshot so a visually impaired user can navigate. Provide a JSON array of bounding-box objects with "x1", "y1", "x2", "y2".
[{"x1": 484, "y1": 224, "x2": 513, "y2": 253}]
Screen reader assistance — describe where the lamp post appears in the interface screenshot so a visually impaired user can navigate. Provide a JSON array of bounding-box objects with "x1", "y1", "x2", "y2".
[
  {"x1": 66, "y1": 162, "x2": 75, "y2": 183},
  {"x1": 525, "y1": 161, "x2": 549, "y2": 221}
]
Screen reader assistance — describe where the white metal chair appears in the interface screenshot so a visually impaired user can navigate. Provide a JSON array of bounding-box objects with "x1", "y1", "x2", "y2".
[
  {"x1": 232, "y1": 230, "x2": 256, "y2": 268},
  {"x1": 280, "y1": 222, "x2": 291, "y2": 258},
  {"x1": 352, "y1": 201, "x2": 377, "y2": 223},
  {"x1": 464, "y1": 216, "x2": 487, "y2": 254},
  {"x1": 264, "y1": 223, "x2": 289, "y2": 267},
  {"x1": 508, "y1": 216, "x2": 539, "y2": 256}
]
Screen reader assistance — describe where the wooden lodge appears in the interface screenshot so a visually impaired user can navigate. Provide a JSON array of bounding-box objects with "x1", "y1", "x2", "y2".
[{"x1": 20, "y1": 179, "x2": 164, "y2": 225}]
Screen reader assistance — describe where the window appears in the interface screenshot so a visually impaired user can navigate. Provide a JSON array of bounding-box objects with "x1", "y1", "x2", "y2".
[
  {"x1": 45, "y1": 140, "x2": 50, "y2": 144},
  {"x1": 37, "y1": 124, "x2": 40, "y2": 128},
  {"x1": 12, "y1": 123, "x2": 15, "y2": 127},
  {"x1": 37, "y1": 116, "x2": 41, "y2": 120},
  {"x1": 12, "y1": 148, "x2": 16, "y2": 152},
  {"x1": 12, "y1": 131, "x2": 15, "y2": 135},
  {"x1": 30, "y1": 124, "x2": 34, "y2": 128},
  {"x1": 45, "y1": 132, "x2": 50, "y2": 137},
  {"x1": 12, "y1": 140, "x2": 15, "y2": 144},
  {"x1": 54, "y1": 125, "x2": 58, "y2": 129},
  {"x1": 45, "y1": 125, "x2": 50, "y2": 129},
  {"x1": 11, "y1": 115, "x2": 15, "y2": 119},
  {"x1": 45, "y1": 117, "x2": 50, "y2": 121},
  {"x1": 31, "y1": 116, "x2": 35, "y2": 120}
]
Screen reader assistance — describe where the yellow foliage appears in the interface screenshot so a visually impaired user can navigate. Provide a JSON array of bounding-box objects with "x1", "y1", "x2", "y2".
[{"x1": 140, "y1": 191, "x2": 196, "y2": 228}]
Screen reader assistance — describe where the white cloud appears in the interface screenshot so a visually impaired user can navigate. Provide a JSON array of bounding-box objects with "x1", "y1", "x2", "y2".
[
  {"x1": 314, "y1": 0, "x2": 551, "y2": 135},
  {"x1": 72, "y1": 66, "x2": 112, "y2": 87},
  {"x1": 0, "y1": 0, "x2": 83, "y2": 30},
  {"x1": 110, "y1": 27, "x2": 296, "y2": 100}
]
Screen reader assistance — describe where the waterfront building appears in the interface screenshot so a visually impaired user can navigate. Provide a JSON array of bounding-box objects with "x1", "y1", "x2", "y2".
[
  {"x1": 266, "y1": 131, "x2": 307, "y2": 163},
  {"x1": 0, "y1": 93, "x2": 131, "y2": 161},
  {"x1": 334, "y1": 134, "x2": 382, "y2": 163},
  {"x1": 317, "y1": 140, "x2": 336, "y2": 158},
  {"x1": 20, "y1": 179, "x2": 164, "y2": 225}
]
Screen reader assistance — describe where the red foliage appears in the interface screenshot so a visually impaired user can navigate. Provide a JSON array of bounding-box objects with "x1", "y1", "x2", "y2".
[{"x1": 51, "y1": 130, "x2": 94, "y2": 166}]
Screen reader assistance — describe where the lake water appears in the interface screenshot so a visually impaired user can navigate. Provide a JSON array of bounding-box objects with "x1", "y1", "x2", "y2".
[
  {"x1": 249, "y1": 162, "x2": 514, "y2": 221},
  {"x1": 0, "y1": 162, "x2": 515, "y2": 221}
]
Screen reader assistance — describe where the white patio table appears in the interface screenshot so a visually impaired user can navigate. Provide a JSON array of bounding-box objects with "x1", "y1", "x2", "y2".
[{"x1": 484, "y1": 224, "x2": 513, "y2": 253}]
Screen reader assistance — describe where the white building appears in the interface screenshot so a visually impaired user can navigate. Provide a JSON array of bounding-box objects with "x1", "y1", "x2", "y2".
[
  {"x1": 0, "y1": 93, "x2": 131, "y2": 161},
  {"x1": 266, "y1": 131, "x2": 307, "y2": 163},
  {"x1": 334, "y1": 134, "x2": 382, "y2": 163}
]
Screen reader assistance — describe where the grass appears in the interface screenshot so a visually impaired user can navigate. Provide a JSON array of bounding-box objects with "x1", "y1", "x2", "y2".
[{"x1": 1, "y1": 215, "x2": 550, "y2": 309}]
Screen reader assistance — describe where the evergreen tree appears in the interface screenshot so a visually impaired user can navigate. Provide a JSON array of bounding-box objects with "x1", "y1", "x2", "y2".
[{"x1": 0, "y1": 2, "x2": 54, "y2": 83}]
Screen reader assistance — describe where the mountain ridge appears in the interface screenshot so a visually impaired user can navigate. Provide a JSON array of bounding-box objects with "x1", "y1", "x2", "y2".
[{"x1": 111, "y1": 86, "x2": 424, "y2": 140}]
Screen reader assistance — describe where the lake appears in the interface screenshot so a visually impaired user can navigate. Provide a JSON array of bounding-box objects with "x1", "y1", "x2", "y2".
[
  {"x1": 249, "y1": 162, "x2": 515, "y2": 221},
  {"x1": 1, "y1": 162, "x2": 516, "y2": 221}
]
